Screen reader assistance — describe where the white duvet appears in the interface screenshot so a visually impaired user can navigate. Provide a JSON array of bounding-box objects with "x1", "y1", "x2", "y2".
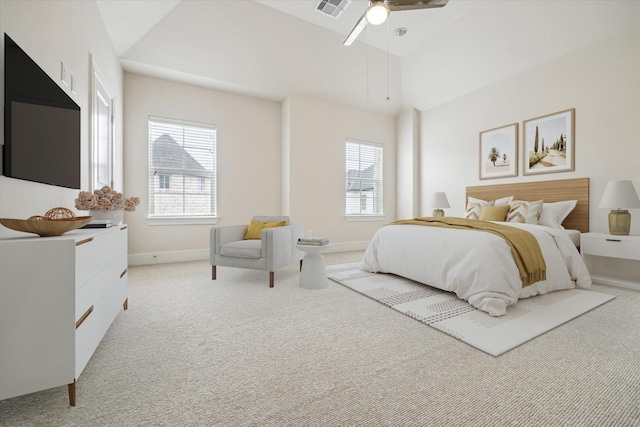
[{"x1": 361, "y1": 222, "x2": 592, "y2": 316}]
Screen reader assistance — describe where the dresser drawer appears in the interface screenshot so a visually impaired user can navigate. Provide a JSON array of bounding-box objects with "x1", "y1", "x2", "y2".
[
  {"x1": 581, "y1": 235, "x2": 640, "y2": 260},
  {"x1": 76, "y1": 254, "x2": 127, "y2": 321},
  {"x1": 75, "y1": 227, "x2": 127, "y2": 287},
  {"x1": 75, "y1": 263, "x2": 127, "y2": 377}
]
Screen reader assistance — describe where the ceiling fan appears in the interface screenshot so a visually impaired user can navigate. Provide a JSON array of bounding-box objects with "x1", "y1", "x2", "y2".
[{"x1": 343, "y1": 0, "x2": 449, "y2": 46}]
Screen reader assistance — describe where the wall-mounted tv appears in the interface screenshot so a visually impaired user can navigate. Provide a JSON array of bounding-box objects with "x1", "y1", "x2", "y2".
[{"x1": 3, "y1": 34, "x2": 81, "y2": 189}]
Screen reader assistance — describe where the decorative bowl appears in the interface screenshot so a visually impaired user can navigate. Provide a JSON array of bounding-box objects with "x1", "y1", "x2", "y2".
[{"x1": 0, "y1": 216, "x2": 93, "y2": 237}]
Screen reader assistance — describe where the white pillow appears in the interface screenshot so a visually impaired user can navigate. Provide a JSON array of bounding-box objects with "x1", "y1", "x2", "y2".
[
  {"x1": 538, "y1": 200, "x2": 577, "y2": 229},
  {"x1": 507, "y1": 200, "x2": 543, "y2": 224}
]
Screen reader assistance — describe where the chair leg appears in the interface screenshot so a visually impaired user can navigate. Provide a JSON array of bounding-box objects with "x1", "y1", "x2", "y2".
[
  {"x1": 269, "y1": 271, "x2": 274, "y2": 288},
  {"x1": 212, "y1": 265, "x2": 216, "y2": 280}
]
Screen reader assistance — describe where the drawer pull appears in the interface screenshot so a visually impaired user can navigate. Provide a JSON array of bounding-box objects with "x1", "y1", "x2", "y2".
[
  {"x1": 120, "y1": 225, "x2": 128, "y2": 231},
  {"x1": 605, "y1": 239, "x2": 622, "y2": 242},
  {"x1": 76, "y1": 237, "x2": 93, "y2": 247},
  {"x1": 76, "y1": 305, "x2": 94, "y2": 329},
  {"x1": 120, "y1": 268, "x2": 128, "y2": 278}
]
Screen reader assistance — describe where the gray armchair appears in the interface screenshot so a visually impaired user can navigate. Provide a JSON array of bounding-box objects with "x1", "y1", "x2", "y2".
[{"x1": 210, "y1": 216, "x2": 304, "y2": 287}]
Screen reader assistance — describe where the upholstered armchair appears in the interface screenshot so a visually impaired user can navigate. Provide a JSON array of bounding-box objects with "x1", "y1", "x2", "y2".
[{"x1": 210, "y1": 216, "x2": 305, "y2": 287}]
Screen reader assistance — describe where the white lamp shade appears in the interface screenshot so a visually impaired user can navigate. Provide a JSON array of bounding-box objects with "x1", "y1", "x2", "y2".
[
  {"x1": 365, "y1": 2, "x2": 390, "y2": 25},
  {"x1": 428, "y1": 192, "x2": 450, "y2": 209},
  {"x1": 599, "y1": 180, "x2": 640, "y2": 209}
]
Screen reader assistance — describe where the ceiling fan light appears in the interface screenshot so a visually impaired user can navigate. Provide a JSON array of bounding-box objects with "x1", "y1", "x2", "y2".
[{"x1": 365, "y1": 2, "x2": 389, "y2": 25}]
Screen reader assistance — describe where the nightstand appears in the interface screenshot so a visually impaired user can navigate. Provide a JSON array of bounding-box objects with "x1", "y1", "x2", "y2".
[
  {"x1": 296, "y1": 243, "x2": 331, "y2": 290},
  {"x1": 580, "y1": 232, "x2": 640, "y2": 291}
]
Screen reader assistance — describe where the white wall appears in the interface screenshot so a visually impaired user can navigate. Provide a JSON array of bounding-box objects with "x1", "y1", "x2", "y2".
[
  {"x1": 418, "y1": 25, "x2": 640, "y2": 235},
  {"x1": 0, "y1": 0, "x2": 123, "y2": 236},
  {"x1": 124, "y1": 78, "x2": 397, "y2": 262},
  {"x1": 286, "y1": 95, "x2": 396, "y2": 250},
  {"x1": 123, "y1": 73, "x2": 283, "y2": 263},
  {"x1": 396, "y1": 108, "x2": 419, "y2": 220}
]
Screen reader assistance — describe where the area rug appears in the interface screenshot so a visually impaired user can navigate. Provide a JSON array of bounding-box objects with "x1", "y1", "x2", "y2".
[{"x1": 327, "y1": 263, "x2": 615, "y2": 356}]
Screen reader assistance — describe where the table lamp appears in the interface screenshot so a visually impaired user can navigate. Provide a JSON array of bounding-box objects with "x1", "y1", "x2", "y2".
[
  {"x1": 428, "y1": 192, "x2": 450, "y2": 218},
  {"x1": 599, "y1": 180, "x2": 640, "y2": 235}
]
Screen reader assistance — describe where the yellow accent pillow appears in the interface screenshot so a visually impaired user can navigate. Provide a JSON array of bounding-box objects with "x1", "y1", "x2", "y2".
[
  {"x1": 479, "y1": 205, "x2": 510, "y2": 222},
  {"x1": 244, "y1": 220, "x2": 286, "y2": 240}
]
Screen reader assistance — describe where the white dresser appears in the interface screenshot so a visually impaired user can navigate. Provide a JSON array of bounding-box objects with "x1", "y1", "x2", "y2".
[
  {"x1": 580, "y1": 232, "x2": 640, "y2": 291},
  {"x1": 0, "y1": 225, "x2": 128, "y2": 405}
]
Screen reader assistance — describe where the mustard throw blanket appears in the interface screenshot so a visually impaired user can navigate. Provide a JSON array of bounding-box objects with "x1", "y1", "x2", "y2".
[{"x1": 392, "y1": 217, "x2": 546, "y2": 287}]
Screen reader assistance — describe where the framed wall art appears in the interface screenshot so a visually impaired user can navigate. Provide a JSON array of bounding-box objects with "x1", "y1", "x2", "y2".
[
  {"x1": 523, "y1": 108, "x2": 575, "y2": 175},
  {"x1": 479, "y1": 123, "x2": 518, "y2": 180}
]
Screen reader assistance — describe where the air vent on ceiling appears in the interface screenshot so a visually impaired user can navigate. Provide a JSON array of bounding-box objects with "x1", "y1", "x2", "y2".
[{"x1": 316, "y1": 0, "x2": 351, "y2": 18}]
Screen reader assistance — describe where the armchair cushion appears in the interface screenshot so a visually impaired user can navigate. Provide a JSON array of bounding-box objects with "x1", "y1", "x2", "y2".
[
  {"x1": 244, "y1": 219, "x2": 287, "y2": 240},
  {"x1": 220, "y1": 239, "x2": 262, "y2": 259}
]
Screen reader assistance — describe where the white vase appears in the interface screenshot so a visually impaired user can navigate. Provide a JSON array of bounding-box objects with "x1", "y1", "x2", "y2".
[{"x1": 89, "y1": 209, "x2": 124, "y2": 225}]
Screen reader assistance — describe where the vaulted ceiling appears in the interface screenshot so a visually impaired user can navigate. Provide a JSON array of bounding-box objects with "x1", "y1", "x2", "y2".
[{"x1": 95, "y1": 0, "x2": 640, "y2": 115}]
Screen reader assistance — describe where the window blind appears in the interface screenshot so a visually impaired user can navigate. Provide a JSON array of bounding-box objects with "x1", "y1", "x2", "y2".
[
  {"x1": 345, "y1": 140, "x2": 383, "y2": 216},
  {"x1": 148, "y1": 116, "x2": 217, "y2": 218}
]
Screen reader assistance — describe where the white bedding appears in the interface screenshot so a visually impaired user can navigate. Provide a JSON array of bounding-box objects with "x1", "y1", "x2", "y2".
[{"x1": 361, "y1": 221, "x2": 592, "y2": 316}]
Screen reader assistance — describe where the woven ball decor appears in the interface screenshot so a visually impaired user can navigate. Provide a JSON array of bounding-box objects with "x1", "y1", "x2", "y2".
[{"x1": 1, "y1": 207, "x2": 92, "y2": 237}]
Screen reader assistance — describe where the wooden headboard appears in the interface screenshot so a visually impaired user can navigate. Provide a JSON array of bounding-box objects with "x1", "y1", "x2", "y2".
[{"x1": 466, "y1": 178, "x2": 589, "y2": 233}]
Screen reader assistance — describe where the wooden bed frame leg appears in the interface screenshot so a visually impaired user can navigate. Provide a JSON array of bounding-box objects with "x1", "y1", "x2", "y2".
[
  {"x1": 68, "y1": 380, "x2": 76, "y2": 406},
  {"x1": 269, "y1": 272, "x2": 274, "y2": 288},
  {"x1": 212, "y1": 265, "x2": 216, "y2": 280}
]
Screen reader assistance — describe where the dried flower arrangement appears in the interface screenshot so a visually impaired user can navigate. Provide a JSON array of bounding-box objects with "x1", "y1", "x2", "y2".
[{"x1": 75, "y1": 186, "x2": 140, "y2": 212}]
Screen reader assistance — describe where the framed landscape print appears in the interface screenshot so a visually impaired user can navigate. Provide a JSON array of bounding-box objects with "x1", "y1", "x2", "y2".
[
  {"x1": 523, "y1": 108, "x2": 575, "y2": 175},
  {"x1": 479, "y1": 123, "x2": 518, "y2": 180}
]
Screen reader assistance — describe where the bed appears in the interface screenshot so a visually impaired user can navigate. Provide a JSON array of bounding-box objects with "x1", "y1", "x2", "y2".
[{"x1": 361, "y1": 178, "x2": 592, "y2": 316}]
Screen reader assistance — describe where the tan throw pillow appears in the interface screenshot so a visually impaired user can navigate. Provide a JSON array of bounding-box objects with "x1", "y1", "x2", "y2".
[
  {"x1": 466, "y1": 196, "x2": 514, "y2": 220},
  {"x1": 244, "y1": 220, "x2": 286, "y2": 240},
  {"x1": 479, "y1": 205, "x2": 510, "y2": 222},
  {"x1": 466, "y1": 200, "x2": 495, "y2": 220},
  {"x1": 507, "y1": 200, "x2": 544, "y2": 224}
]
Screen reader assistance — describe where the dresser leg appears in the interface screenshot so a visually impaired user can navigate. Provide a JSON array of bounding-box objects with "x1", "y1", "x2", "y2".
[
  {"x1": 68, "y1": 380, "x2": 76, "y2": 406},
  {"x1": 123, "y1": 298, "x2": 128, "y2": 310}
]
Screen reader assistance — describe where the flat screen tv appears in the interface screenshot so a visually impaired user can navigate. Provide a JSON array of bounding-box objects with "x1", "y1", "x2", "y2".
[{"x1": 3, "y1": 34, "x2": 81, "y2": 189}]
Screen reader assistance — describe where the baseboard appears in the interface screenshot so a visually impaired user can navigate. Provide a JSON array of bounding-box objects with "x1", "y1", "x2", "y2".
[
  {"x1": 128, "y1": 249, "x2": 209, "y2": 266},
  {"x1": 325, "y1": 241, "x2": 369, "y2": 253},
  {"x1": 128, "y1": 241, "x2": 370, "y2": 266}
]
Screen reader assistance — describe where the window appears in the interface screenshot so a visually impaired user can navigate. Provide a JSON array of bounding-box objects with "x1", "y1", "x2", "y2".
[
  {"x1": 345, "y1": 140, "x2": 383, "y2": 217},
  {"x1": 149, "y1": 116, "x2": 216, "y2": 218},
  {"x1": 158, "y1": 174, "x2": 170, "y2": 189}
]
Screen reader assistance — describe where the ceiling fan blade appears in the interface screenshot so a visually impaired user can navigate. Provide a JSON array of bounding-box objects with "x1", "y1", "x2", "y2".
[
  {"x1": 343, "y1": 12, "x2": 367, "y2": 46},
  {"x1": 388, "y1": 0, "x2": 448, "y2": 12}
]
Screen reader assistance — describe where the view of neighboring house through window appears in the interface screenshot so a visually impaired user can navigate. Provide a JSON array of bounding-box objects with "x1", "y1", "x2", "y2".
[
  {"x1": 345, "y1": 140, "x2": 383, "y2": 217},
  {"x1": 148, "y1": 116, "x2": 216, "y2": 218}
]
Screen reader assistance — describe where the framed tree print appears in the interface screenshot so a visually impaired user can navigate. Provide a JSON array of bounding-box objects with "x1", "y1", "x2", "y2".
[
  {"x1": 523, "y1": 108, "x2": 575, "y2": 175},
  {"x1": 479, "y1": 123, "x2": 518, "y2": 180}
]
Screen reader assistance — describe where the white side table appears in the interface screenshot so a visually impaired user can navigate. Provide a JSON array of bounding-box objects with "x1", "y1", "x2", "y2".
[
  {"x1": 296, "y1": 244, "x2": 331, "y2": 290},
  {"x1": 580, "y1": 232, "x2": 640, "y2": 291}
]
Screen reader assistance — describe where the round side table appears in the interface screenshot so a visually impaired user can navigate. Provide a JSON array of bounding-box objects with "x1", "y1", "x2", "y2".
[{"x1": 296, "y1": 243, "x2": 331, "y2": 290}]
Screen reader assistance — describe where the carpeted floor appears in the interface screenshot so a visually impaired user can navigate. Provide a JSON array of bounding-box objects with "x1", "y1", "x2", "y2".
[{"x1": 1, "y1": 251, "x2": 639, "y2": 426}]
